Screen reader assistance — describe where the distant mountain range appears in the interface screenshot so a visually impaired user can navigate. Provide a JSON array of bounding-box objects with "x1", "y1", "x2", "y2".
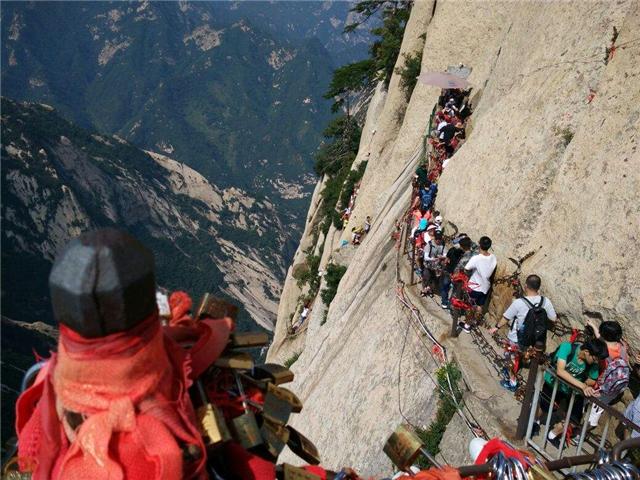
[
  {"x1": 1, "y1": 1, "x2": 372, "y2": 328},
  {"x1": 2, "y1": 97, "x2": 287, "y2": 329},
  {"x1": 2, "y1": 1, "x2": 369, "y2": 187}
]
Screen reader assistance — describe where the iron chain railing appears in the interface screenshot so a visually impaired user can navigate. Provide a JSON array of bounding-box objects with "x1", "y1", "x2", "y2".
[{"x1": 521, "y1": 361, "x2": 640, "y2": 471}]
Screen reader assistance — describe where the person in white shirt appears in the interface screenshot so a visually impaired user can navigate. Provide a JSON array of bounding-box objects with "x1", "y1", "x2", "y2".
[
  {"x1": 460, "y1": 236, "x2": 496, "y2": 332},
  {"x1": 422, "y1": 224, "x2": 438, "y2": 245},
  {"x1": 490, "y1": 274, "x2": 557, "y2": 390},
  {"x1": 294, "y1": 304, "x2": 311, "y2": 331},
  {"x1": 491, "y1": 275, "x2": 557, "y2": 344}
]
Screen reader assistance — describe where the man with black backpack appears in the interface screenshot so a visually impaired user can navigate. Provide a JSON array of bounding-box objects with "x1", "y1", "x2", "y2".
[{"x1": 490, "y1": 274, "x2": 557, "y2": 392}]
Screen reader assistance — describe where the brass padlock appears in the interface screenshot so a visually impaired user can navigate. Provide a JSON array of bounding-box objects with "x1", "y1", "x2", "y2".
[
  {"x1": 260, "y1": 418, "x2": 290, "y2": 460},
  {"x1": 277, "y1": 463, "x2": 323, "y2": 480},
  {"x1": 197, "y1": 403, "x2": 231, "y2": 446},
  {"x1": 2, "y1": 455, "x2": 32, "y2": 480},
  {"x1": 383, "y1": 424, "x2": 423, "y2": 471},
  {"x1": 529, "y1": 464, "x2": 556, "y2": 480},
  {"x1": 238, "y1": 372, "x2": 270, "y2": 391},
  {"x1": 232, "y1": 413, "x2": 263, "y2": 449},
  {"x1": 230, "y1": 372, "x2": 263, "y2": 449},
  {"x1": 262, "y1": 390, "x2": 293, "y2": 426},
  {"x1": 230, "y1": 331, "x2": 270, "y2": 349},
  {"x1": 267, "y1": 383, "x2": 302, "y2": 413},
  {"x1": 253, "y1": 363, "x2": 294, "y2": 385},
  {"x1": 3, "y1": 472, "x2": 31, "y2": 480},
  {"x1": 196, "y1": 293, "x2": 239, "y2": 320},
  {"x1": 194, "y1": 378, "x2": 231, "y2": 446},
  {"x1": 286, "y1": 426, "x2": 321, "y2": 465},
  {"x1": 214, "y1": 352, "x2": 254, "y2": 370}
]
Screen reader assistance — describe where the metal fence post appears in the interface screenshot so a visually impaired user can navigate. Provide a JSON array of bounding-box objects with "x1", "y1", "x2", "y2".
[
  {"x1": 404, "y1": 214, "x2": 411, "y2": 254},
  {"x1": 410, "y1": 241, "x2": 416, "y2": 286},
  {"x1": 516, "y1": 341, "x2": 545, "y2": 439}
]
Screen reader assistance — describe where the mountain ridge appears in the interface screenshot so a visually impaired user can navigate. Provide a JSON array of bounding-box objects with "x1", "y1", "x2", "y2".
[
  {"x1": 1, "y1": 1, "x2": 374, "y2": 330},
  {"x1": 1, "y1": 97, "x2": 283, "y2": 330},
  {"x1": 1, "y1": 1, "x2": 367, "y2": 189}
]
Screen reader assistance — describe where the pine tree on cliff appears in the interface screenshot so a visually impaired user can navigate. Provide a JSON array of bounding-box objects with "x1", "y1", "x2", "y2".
[{"x1": 343, "y1": 0, "x2": 412, "y2": 87}]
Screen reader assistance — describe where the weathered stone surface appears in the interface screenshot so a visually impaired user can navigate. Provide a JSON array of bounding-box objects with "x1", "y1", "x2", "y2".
[{"x1": 436, "y1": 0, "x2": 640, "y2": 347}]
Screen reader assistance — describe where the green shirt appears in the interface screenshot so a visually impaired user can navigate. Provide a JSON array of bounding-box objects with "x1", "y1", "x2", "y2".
[
  {"x1": 415, "y1": 166, "x2": 429, "y2": 186},
  {"x1": 545, "y1": 342, "x2": 599, "y2": 394}
]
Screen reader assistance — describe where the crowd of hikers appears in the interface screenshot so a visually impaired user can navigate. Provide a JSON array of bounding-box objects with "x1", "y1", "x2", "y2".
[
  {"x1": 338, "y1": 181, "x2": 374, "y2": 246},
  {"x1": 404, "y1": 87, "x2": 639, "y2": 448},
  {"x1": 341, "y1": 182, "x2": 361, "y2": 226}
]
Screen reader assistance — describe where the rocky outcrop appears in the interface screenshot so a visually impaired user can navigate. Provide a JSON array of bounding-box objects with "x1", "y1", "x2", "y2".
[{"x1": 269, "y1": 0, "x2": 639, "y2": 475}]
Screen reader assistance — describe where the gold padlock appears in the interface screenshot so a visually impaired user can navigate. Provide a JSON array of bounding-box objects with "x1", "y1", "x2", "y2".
[
  {"x1": 529, "y1": 465, "x2": 556, "y2": 480},
  {"x1": 278, "y1": 463, "x2": 323, "y2": 480},
  {"x1": 238, "y1": 372, "x2": 270, "y2": 391},
  {"x1": 286, "y1": 426, "x2": 321, "y2": 465},
  {"x1": 197, "y1": 403, "x2": 231, "y2": 446},
  {"x1": 230, "y1": 331, "x2": 270, "y2": 349},
  {"x1": 214, "y1": 352, "x2": 254, "y2": 370},
  {"x1": 253, "y1": 363, "x2": 294, "y2": 385},
  {"x1": 232, "y1": 412, "x2": 263, "y2": 449},
  {"x1": 196, "y1": 293, "x2": 239, "y2": 320},
  {"x1": 230, "y1": 372, "x2": 263, "y2": 449},
  {"x1": 260, "y1": 418, "x2": 290, "y2": 460},
  {"x1": 2, "y1": 455, "x2": 31, "y2": 480},
  {"x1": 262, "y1": 390, "x2": 293, "y2": 426},
  {"x1": 267, "y1": 383, "x2": 303, "y2": 413},
  {"x1": 383, "y1": 424, "x2": 422, "y2": 471},
  {"x1": 3, "y1": 473, "x2": 31, "y2": 480}
]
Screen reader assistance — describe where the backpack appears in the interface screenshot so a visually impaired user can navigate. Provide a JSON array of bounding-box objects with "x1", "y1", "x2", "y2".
[
  {"x1": 420, "y1": 189, "x2": 433, "y2": 210},
  {"x1": 598, "y1": 353, "x2": 630, "y2": 397},
  {"x1": 516, "y1": 297, "x2": 549, "y2": 348},
  {"x1": 420, "y1": 184, "x2": 438, "y2": 210}
]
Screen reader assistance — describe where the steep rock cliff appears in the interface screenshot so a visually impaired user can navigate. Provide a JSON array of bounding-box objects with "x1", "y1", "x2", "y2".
[{"x1": 269, "y1": 1, "x2": 639, "y2": 475}]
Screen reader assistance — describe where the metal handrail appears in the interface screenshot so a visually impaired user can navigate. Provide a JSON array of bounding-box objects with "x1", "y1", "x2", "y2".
[
  {"x1": 521, "y1": 362, "x2": 639, "y2": 469},
  {"x1": 611, "y1": 437, "x2": 640, "y2": 461},
  {"x1": 541, "y1": 364, "x2": 640, "y2": 434}
]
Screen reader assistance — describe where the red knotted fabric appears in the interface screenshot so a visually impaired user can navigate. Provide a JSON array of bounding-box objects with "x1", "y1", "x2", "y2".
[
  {"x1": 16, "y1": 312, "x2": 207, "y2": 480},
  {"x1": 169, "y1": 291, "x2": 193, "y2": 327}
]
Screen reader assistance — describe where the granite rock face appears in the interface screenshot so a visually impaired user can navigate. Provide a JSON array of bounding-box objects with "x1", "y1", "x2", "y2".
[
  {"x1": 271, "y1": 1, "x2": 639, "y2": 474},
  {"x1": 435, "y1": 0, "x2": 640, "y2": 348}
]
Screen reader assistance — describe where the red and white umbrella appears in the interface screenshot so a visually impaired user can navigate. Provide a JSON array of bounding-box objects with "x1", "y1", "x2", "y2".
[{"x1": 417, "y1": 72, "x2": 470, "y2": 89}]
